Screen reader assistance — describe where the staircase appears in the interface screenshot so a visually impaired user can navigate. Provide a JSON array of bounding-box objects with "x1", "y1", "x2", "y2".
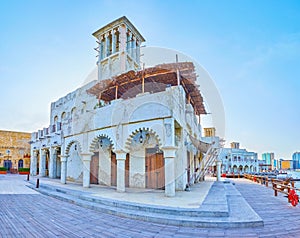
[
  {"x1": 196, "y1": 142, "x2": 220, "y2": 182},
  {"x1": 27, "y1": 180, "x2": 263, "y2": 228}
]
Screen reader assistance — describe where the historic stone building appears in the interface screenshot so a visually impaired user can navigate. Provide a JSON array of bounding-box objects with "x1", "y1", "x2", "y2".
[
  {"x1": 0, "y1": 130, "x2": 31, "y2": 172},
  {"x1": 30, "y1": 16, "x2": 219, "y2": 197},
  {"x1": 218, "y1": 142, "x2": 258, "y2": 174}
]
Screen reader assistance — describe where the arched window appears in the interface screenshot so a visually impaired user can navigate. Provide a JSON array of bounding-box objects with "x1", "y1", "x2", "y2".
[
  {"x1": 18, "y1": 159, "x2": 23, "y2": 168},
  {"x1": 54, "y1": 115, "x2": 58, "y2": 123},
  {"x1": 61, "y1": 112, "x2": 66, "y2": 120}
]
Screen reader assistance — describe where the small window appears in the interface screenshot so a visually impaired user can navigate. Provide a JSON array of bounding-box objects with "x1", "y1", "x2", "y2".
[{"x1": 61, "y1": 112, "x2": 66, "y2": 120}]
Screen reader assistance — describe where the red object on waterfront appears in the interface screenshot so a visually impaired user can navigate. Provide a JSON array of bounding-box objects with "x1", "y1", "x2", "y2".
[{"x1": 288, "y1": 190, "x2": 299, "y2": 207}]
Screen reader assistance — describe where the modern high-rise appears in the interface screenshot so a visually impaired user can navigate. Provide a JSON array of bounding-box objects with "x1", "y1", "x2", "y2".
[
  {"x1": 261, "y1": 152, "x2": 275, "y2": 170},
  {"x1": 292, "y1": 152, "x2": 300, "y2": 170}
]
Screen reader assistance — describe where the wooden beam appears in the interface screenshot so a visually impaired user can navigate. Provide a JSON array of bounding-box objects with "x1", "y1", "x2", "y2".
[{"x1": 115, "y1": 85, "x2": 118, "y2": 99}]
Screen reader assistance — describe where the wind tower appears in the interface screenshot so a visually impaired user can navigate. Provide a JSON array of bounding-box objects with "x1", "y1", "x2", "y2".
[{"x1": 93, "y1": 16, "x2": 145, "y2": 80}]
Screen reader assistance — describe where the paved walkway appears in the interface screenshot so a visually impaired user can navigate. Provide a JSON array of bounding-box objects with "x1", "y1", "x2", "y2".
[{"x1": 1, "y1": 174, "x2": 300, "y2": 237}]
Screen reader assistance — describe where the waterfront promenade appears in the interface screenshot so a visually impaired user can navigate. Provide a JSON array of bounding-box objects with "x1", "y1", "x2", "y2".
[{"x1": 1, "y1": 174, "x2": 300, "y2": 237}]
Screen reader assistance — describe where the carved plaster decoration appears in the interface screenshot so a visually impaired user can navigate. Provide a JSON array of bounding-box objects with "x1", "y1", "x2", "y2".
[
  {"x1": 165, "y1": 123, "x2": 172, "y2": 137},
  {"x1": 132, "y1": 173, "x2": 144, "y2": 187}
]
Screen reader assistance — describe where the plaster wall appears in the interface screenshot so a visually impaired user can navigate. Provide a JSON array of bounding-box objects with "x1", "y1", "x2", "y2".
[{"x1": 66, "y1": 144, "x2": 83, "y2": 182}]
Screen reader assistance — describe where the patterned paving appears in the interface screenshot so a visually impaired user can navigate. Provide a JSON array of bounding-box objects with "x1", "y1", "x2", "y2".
[{"x1": 0, "y1": 175, "x2": 300, "y2": 237}]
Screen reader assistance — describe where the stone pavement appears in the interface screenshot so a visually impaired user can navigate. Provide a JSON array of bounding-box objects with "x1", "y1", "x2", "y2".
[
  {"x1": 1, "y1": 174, "x2": 300, "y2": 237},
  {"x1": 27, "y1": 177, "x2": 263, "y2": 228}
]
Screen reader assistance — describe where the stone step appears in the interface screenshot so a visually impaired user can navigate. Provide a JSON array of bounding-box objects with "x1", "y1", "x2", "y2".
[
  {"x1": 27, "y1": 181, "x2": 263, "y2": 228},
  {"x1": 29, "y1": 182, "x2": 228, "y2": 218}
]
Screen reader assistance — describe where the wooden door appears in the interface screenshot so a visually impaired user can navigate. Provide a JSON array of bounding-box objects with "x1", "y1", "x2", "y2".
[
  {"x1": 145, "y1": 149, "x2": 165, "y2": 189},
  {"x1": 90, "y1": 152, "x2": 99, "y2": 184},
  {"x1": 111, "y1": 152, "x2": 117, "y2": 186},
  {"x1": 125, "y1": 153, "x2": 130, "y2": 187}
]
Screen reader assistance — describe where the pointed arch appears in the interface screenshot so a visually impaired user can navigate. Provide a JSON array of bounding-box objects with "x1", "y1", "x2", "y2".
[
  {"x1": 65, "y1": 140, "x2": 82, "y2": 156},
  {"x1": 125, "y1": 127, "x2": 162, "y2": 151},
  {"x1": 89, "y1": 134, "x2": 115, "y2": 152}
]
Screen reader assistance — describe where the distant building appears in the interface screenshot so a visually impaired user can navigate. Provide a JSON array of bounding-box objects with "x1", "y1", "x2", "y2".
[
  {"x1": 258, "y1": 159, "x2": 268, "y2": 172},
  {"x1": 204, "y1": 128, "x2": 216, "y2": 137},
  {"x1": 292, "y1": 152, "x2": 300, "y2": 170},
  {"x1": 261, "y1": 152, "x2": 275, "y2": 171},
  {"x1": 279, "y1": 158, "x2": 292, "y2": 170},
  {"x1": 0, "y1": 130, "x2": 31, "y2": 172},
  {"x1": 273, "y1": 159, "x2": 278, "y2": 170},
  {"x1": 230, "y1": 142, "x2": 240, "y2": 149},
  {"x1": 218, "y1": 142, "x2": 258, "y2": 173}
]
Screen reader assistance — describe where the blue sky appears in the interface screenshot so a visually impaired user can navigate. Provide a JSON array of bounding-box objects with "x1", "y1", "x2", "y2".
[{"x1": 0, "y1": 0, "x2": 299, "y2": 159}]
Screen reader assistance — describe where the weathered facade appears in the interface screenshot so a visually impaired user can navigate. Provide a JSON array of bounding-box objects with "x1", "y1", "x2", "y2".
[
  {"x1": 30, "y1": 16, "x2": 218, "y2": 196},
  {"x1": 0, "y1": 130, "x2": 31, "y2": 171}
]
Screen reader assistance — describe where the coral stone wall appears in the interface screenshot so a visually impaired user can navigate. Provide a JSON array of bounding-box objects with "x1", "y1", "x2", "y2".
[{"x1": 0, "y1": 130, "x2": 31, "y2": 169}]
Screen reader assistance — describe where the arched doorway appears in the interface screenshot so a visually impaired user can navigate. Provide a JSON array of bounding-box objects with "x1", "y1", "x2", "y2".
[
  {"x1": 233, "y1": 165, "x2": 238, "y2": 173},
  {"x1": 239, "y1": 165, "x2": 243, "y2": 173},
  {"x1": 65, "y1": 141, "x2": 83, "y2": 182},
  {"x1": 125, "y1": 127, "x2": 163, "y2": 189},
  {"x1": 4, "y1": 160, "x2": 12, "y2": 172},
  {"x1": 89, "y1": 135, "x2": 130, "y2": 187}
]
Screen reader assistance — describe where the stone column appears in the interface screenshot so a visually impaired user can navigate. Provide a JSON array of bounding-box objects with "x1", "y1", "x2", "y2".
[
  {"x1": 60, "y1": 155, "x2": 68, "y2": 184},
  {"x1": 81, "y1": 153, "x2": 93, "y2": 188},
  {"x1": 39, "y1": 149, "x2": 46, "y2": 177},
  {"x1": 161, "y1": 146, "x2": 177, "y2": 197},
  {"x1": 49, "y1": 147, "x2": 57, "y2": 179},
  {"x1": 112, "y1": 29, "x2": 116, "y2": 54},
  {"x1": 216, "y1": 159, "x2": 222, "y2": 181},
  {"x1": 30, "y1": 150, "x2": 38, "y2": 176},
  {"x1": 115, "y1": 151, "x2": 127, "y2": 192}
]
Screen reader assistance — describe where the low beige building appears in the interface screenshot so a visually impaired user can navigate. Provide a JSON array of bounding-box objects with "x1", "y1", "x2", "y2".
[{"x1": 0, "y1": 130, "x2": 31, "y2": 172}]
